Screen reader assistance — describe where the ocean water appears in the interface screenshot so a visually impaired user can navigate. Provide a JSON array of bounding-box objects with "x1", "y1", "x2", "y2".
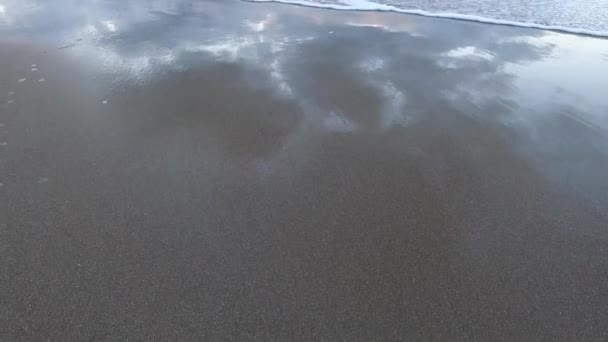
[{"x1": 247, "y1": 0, "x2": 608, "y2": 36}]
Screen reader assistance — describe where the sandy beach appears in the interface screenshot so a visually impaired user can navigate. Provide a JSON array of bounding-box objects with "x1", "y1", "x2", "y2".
[{"x1": 1, "y1": 0, "x2": 608, "y2": 340}]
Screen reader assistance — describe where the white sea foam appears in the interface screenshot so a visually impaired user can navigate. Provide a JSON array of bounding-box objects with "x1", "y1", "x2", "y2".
[{"x1": 245, "y1": 0, "x2": 608, "y2": 37}]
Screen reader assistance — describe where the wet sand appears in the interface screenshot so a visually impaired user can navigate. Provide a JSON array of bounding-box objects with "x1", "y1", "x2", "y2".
[{"x1": 1, "y1": 0, "x2": 608, "y2": 340}]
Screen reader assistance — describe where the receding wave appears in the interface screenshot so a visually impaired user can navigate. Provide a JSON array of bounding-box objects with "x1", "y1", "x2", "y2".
[{"x1": 244, "y1": 0, "x2": 608, "y2": 38}]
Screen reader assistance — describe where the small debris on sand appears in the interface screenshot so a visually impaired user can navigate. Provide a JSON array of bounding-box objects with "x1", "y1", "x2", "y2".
[{"x1": 59, "y1": 43, "x2": 76, "y2": 50}]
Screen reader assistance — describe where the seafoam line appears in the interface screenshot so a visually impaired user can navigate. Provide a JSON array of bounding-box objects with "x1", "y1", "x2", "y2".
[{"x1": 243, "y1": 0, "x2": 608, "y2": 38}]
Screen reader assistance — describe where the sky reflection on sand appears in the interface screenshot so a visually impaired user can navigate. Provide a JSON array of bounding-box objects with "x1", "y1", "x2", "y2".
[{"x1": 2, "y1": 0, "x2": 608, "y2": 204}]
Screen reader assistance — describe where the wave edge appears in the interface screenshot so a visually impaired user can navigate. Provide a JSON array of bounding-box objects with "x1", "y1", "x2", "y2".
[{"x1": 243, "y1": 0, "x2": 608, "y2": 38}]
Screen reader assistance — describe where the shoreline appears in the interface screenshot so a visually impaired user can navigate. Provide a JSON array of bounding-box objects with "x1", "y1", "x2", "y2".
[{"x1": 245, "y1": 0, "x2": 608, "y2": 38}]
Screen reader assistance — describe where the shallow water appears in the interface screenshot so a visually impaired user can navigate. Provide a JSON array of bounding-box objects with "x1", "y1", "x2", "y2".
[{"x1": 248, "y1": 0, "x2": 608, "y2": 36}]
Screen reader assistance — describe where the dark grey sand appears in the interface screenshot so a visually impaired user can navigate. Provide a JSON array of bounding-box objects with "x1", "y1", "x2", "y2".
[{"x1": 1, "y1": 0, "x2": 608, "y2": 340}]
